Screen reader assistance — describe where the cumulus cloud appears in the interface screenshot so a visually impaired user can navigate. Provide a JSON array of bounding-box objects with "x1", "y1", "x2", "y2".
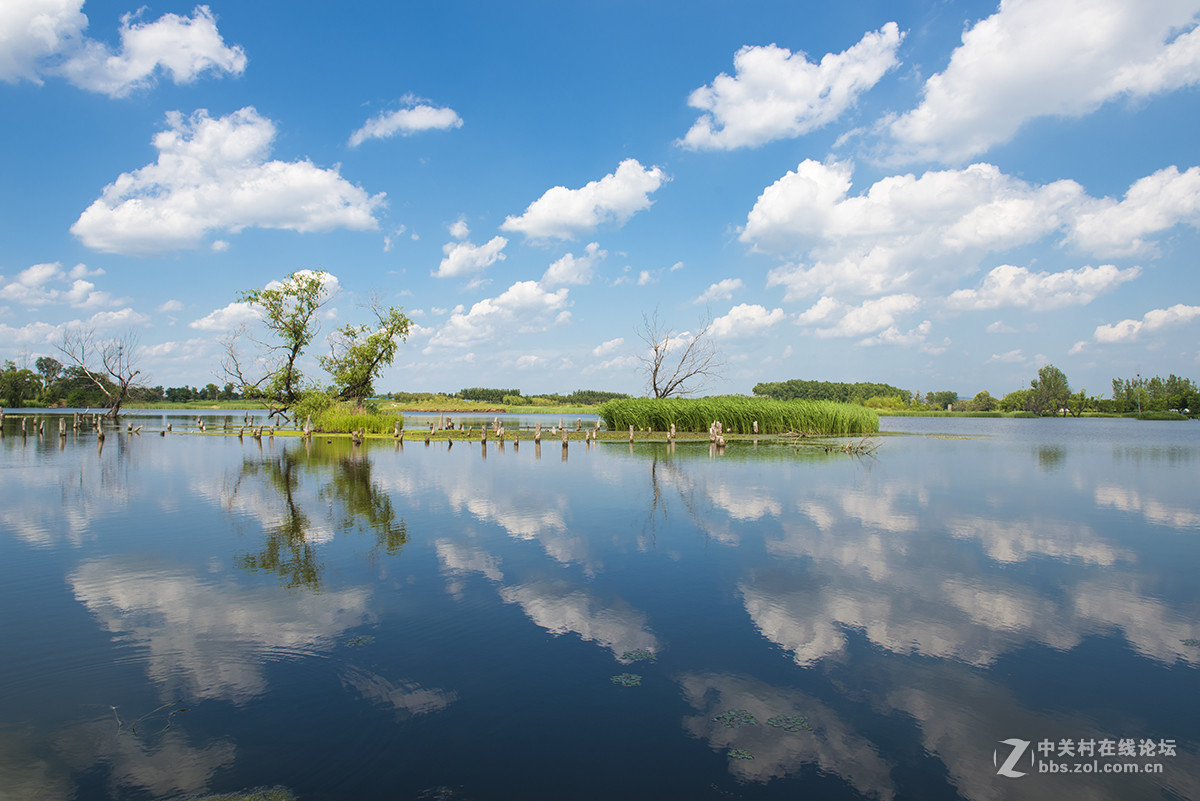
[
  {"x1": 679, "y1": 22, "x2": 903, "y2": 150},
  {"x1": 434, "y1": 235, "x2": 508, "y2": 278},
  {"x1": 693, "y1": 278, "x2": 743, "y2": 304},
  {"x1": 500, "y1": 159, "x2": 667, "y2": 240},
  {"x1": 1, "y1": 2, "x2": 245, "y2": 95},
  {"x1": 71, "y1": 107, "x2": 384, "y2": 255},
  {"x1": 542, "y1": 242, "x2": 606, "y2": 286},
  {"x1": 349, "y1": 97, "x2": 463, "y2": 147},
  {"x1": 424, "y1": 281, "x2": 569, "y2": 350},
  {"x1": 946, "y1": 264, "x2": 1141, "y2": 311},
  {"x1": 1069, "y1": 166, "x2": 1200, "y2": 257},
  {"x1": 591, "y1": 337, "x2": 624, "y2": 357},
  {"x1": 157, "y1": 299, "x2": 184, "y2": 313},
  {"x1": 1092, "y1": 304, "x2": 1200, "y2": 344},
  {"x1": 0, "y1": 261, "x2": 121, "y2": 308},
  {"x1": 751, "y1": 159, "x2": 1192, "y2": 300},
  {"x1": 188, "y1": 301, "x2": 261, "y2": 331},
  {"x1": 710, "y1": 303, "x2": 786, "y2": 338},
  {"x1": 888, "y1": 0, "x2": 1200, "y2": 162},
  {"x1": 989, "y1": 349, "x2": 1025, "y2": 363},
  {"x1": 858, "y1": 319, "x2": 944, "y2": 351},
  {"x1": 798, "y1": 294, "x2": 921, "y2": 338}
]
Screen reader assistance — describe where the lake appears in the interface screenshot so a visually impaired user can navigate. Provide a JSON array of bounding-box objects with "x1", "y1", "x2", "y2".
[{"x1": 1, "y1": 413, "x2": 1198, "y2": 800}]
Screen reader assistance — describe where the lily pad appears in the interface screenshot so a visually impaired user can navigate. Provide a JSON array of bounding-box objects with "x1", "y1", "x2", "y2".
[
  {"x1": 344, "y1": 635, "x2": 375, "y2": 648},
  {"x1": 728, "y1": 748, "x2": 754, "y2": 760},
  {"x1": 621, "y1": 649, "x2": 657, "y2": 663},
  {"x1": 767, "y1": 714, "x2": 813, "y2": 732},
  {"x1": 713, "y1": 709, "x2": 756, "y2": 728},
  {"x1": 611, "y1": 673, "x2": 642, "y2": 686}
]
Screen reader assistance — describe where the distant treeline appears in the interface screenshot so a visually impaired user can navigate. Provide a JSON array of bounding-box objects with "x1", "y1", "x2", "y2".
[
  {"x1": 753, "y1": 380, "x2": 913, "y2": 405},
  {"x1": 383, "y1": 388, "x2": 632, "y2": 406}
]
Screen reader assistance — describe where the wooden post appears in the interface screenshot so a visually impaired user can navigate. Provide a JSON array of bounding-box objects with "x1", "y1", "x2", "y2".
[
  {"x1": 576, "y1": 418, "x2": 582, "y2": 431},
  {"x1": 752, "y1": 420, "x2": 759, "y2": 435},
  {"x1": 629, "y1": 425, "x2": 634, "y2": 442},
  {"x1": 534, "y1": 423, "x2": 542, "y2": 443}
]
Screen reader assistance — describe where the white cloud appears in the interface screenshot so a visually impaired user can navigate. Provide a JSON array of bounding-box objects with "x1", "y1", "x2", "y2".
[
  {"x1": 888, "y1": 0, "x2": 1200, "y2": 162},
  {"x1": 542, "y1": 242, "x2": 606, "y2": 286},
  {"x1": 1069, "y1": 166, "x2": 1200, "y2": 257},
  {"x1": 71, "y1": 107, "x2": 384, "y2": 255},
  {"x1": 814, "y1": 294, "x2": 921, "y2": 338},
  {"x1": 0, "y1": 0, "x2": 88, "y2": 84},
  {"x1": 679, "y1": 22, "x2": 903, "y2": 150},
  {"x1": 1, "y1": 2, "x2": 244, "y2": 96},
  {"x1": 514, "y1": 354, "x2": 546, "y2": 369},
  {"x1": 795, "y1": 296, "x2": 841, "y2": 325},
  {"x1": 188, "y1": 301, "x2": 261, "y2": 331},
  {"x1": 1093, "y1": 304, "x2": 1200, "y2": 344},
  {"x1": 591, "y1": 337, "x2": 624, "y2": 357},
  {"x1": 636, "y1": 270, "x2": 654, "y2": 286},
  {"x1": 434, "y1": 235, "x2": 508, "y2": 278},
  {"x1": 693, "y1": 277, "x2": 744, "y2": 304},
  {"x1": 989, "y1": 349, "x2": 1026, "y2": 363},
  {"x1": 753, "y1": 159, "x2": 1084, "y2": 297},
  {"x1": 986, "y1": 320, "x2": 1017, "y2": 334},
  {"x1": 56, "y1": 5, "x2": 245, "y2": 97},
  {"x1": 710, "y1": 303, "x2": 786, "y2": 338},
  {"x1": 859, "y1": 319, "x2": 943, "y2": 351},
  {"x1": 752, "y1": 159, "x2": 1195, "y2": 301},
  {"x1": 0, "y1": 261, "x2": 121, "y2": 307},
  {"x1": 946, "y1": 264, "x2": 1141, "y2": 311},
  {"x1": 424, "y1": 281, "x2": 570, "y2": 350},
  {"x1": 349, "y1": 98, "x2": 463, "y2": 147},
  {"x1": 500, "y1": 159, "x2": 667, "y2": 240},
  {"x1": 448, "y1": 218, "x2": 470, "y2": 240},
  {"x1": 157, "y1": 299, "x2": 184, "y2": 313}
]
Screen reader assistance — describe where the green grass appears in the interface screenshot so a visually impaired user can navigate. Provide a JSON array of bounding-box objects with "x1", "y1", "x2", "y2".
[
  {"x1": 877, "y1": 409, "x2": 1004, "y2": 417},
  {"x1": 598, "y1": 396, "x2": 878, "y2": 436},
  {"x1": 311, "y1": 403, "x2": 402, "y2": 434}
]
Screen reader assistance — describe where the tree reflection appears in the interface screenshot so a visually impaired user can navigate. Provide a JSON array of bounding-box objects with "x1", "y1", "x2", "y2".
[{"x1": 233, "y1": 445, "x2": 408, "y2": 589}]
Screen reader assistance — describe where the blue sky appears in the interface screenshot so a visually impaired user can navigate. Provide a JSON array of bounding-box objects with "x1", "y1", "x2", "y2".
[{"x1": 2, "y1": 0, "x2": 1198, "y2": 398}]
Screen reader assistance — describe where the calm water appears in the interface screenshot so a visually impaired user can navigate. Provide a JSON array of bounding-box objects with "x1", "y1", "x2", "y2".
[{"x1": 1, "y1": 414, "x2": 1198, "y2": 800}]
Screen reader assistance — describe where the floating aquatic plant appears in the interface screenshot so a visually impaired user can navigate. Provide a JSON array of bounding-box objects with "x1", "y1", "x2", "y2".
[
  {"x1": 344, "y1": 635, "x2": 375, "y2": 648},
  {"x1": 622, "y1": 649, "x2": 657, "y2": 663},
  {"x1": 728, "y1": 748, "x2": 754, "y2": 760},
  {"x1": 611, "y1": 673, "x2": 642, "y2": 686},
  {"x1": 713, "y1": 709, "x2": 756, "y2": 728},
  {"x1": 767, "y1": 714, "x2": 813, "y2": 732},
  {"x1": 1183, "y1": 638, "x2": 1200, "y2": 647}
]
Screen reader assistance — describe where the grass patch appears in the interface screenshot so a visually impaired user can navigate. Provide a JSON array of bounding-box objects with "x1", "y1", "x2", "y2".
[
  {"x1": 599, "y1": 396, "x2": 878, "y2": 436},
  {"x1": 1134, "y1": 411, "x2": 1190, "y2": 421},
  {"x1": 313, "y1": 403, "x2": 401, "y2": 434}
]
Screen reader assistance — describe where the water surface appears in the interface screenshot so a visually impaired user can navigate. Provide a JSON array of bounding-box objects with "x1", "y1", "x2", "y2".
[{"x1": 1, "y1": 415, "x2": 1197, "y2": 800}]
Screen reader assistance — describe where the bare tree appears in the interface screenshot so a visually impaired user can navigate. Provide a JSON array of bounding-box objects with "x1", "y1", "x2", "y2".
[
  {"x1": 58, "y1": 327, "x2": 144, "y2": 417},
  {"x1": 636, "y1": 309, "x2": 724, "y2": 398}
]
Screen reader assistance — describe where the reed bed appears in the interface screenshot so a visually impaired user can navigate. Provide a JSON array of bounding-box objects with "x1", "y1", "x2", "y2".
[
  {"x1": 598, "y1": 396, "x2": 878, "y2": 436},
  {"x1": 312, "y1": 404, "x2": 402, "y2": 435}
]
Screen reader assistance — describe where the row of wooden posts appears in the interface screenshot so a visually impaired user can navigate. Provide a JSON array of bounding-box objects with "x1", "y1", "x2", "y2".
[{"x1": 2, "y1": 410, "x2": 758, "y2": 450}]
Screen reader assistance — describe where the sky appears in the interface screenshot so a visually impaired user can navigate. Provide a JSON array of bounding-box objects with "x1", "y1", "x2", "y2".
[{"x1": 1, "y1": 0, "x2": 1198, "y2": 399}]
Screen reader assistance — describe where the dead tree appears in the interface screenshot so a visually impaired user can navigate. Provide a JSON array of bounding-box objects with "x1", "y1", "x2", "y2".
[
  {"x1": 57, "y1": 327, "x2": 144, "y2": 418},
  {"x1": 636, "y1": 309, "x2": 724, "y2": 398}
]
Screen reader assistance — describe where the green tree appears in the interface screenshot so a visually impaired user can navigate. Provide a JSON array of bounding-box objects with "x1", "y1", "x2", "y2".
[
  {"x1": 319, "y1": 300, "x2": 412, "y2": 403},
  {"x1": 999, "y1": 388, "x2": 1032, "y2": 412},
  {"x1": 223, "y1": 270, "x2": 336, "y2": 419},
  {"x1": 968, "y1": 390, "x2": 998, "y2": 412},
  {"x1": 2, "y1": 361, "x2": 42, "y2": 408},
  {"x1": 1029, "y1": 364, "x2": 1070, "y2": 416}
]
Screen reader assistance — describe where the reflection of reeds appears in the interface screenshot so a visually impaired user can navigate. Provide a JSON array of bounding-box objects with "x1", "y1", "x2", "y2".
[{"x1": 599, "y1": 397, "x2": 878, "y2": 436}]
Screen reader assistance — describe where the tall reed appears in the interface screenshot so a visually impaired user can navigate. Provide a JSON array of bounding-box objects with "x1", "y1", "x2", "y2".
[
  {"x1": 313, "y1": 402, "x2": 402, "y2": 434},
  {"x1": 599, "y1": 396, "x2": 878, "y2": 435}
]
